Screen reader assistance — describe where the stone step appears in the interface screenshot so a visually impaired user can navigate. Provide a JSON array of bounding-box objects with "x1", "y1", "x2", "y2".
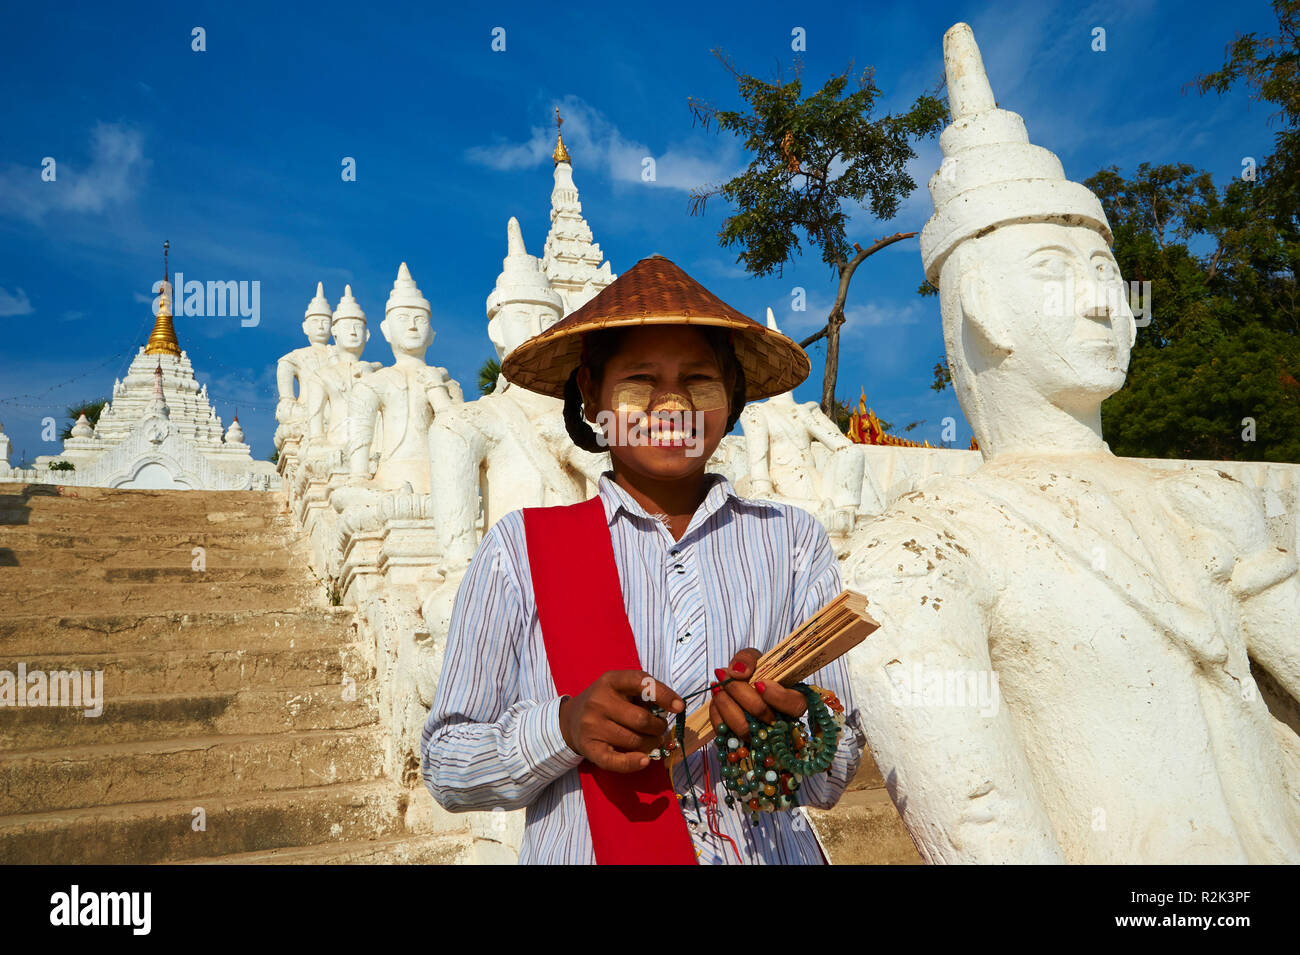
[
  {"x1": 0, "y1": 511, "x2": 280, "y2": 533},
  {"x1": 0, "y1": 487, "x2": 280, "y2": 513},
  {"x1": 0, "y1": 728, "x2": 384, "y2": 815},
  {"x1": 0, "y1": 643, "x2": 368, "y2": 698},
  {"x1": 0, "y1": 779, "x2": 403, "y2": 864},
  {"x1": 0, "y1": 537, "x2": 299, "y2": 566},
  {"x1": 0, "y1": 565, "x2": 300, "y2": 588},
  {"x1": 807, "y1": 787, "x2": 922, "y2": 865},
  {"x1": 0, "y1": 529, "x2": 298, "y2": 551},
  {"x1": 2, "y1": 578, "x2": 324, "y2": 614},
  {"x1": 176, "y1": 831, "x2": 475, "y2": 865},
  {"x1": 0, "y1": 684, "x2": 379, "y2": 750},
  {"x1": 0, "y1": 484, "x2": 277, "y2": 508},
  {"x1": 0, "y1": 608, "x2": 355, "y2": 656}
]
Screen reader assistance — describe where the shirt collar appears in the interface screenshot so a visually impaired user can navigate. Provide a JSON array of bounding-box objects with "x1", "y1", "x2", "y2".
[{"x1": 596, "y1": 469, "x2": 738, "y2": 536}]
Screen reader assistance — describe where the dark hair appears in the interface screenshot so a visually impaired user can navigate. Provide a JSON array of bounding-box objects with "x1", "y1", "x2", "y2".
[{"x1": 563, "y1": 325, "x2": 747, "y2": 453}]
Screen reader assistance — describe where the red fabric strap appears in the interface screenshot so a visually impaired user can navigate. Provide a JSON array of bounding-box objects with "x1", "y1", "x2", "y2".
[{"x1": 523, "y1": 495, "x2": 698, "y2": 865}]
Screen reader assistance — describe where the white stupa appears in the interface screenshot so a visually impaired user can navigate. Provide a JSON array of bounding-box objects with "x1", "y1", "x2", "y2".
[
  {"x1": 541, "y1": 107, "x2": 616, "y2": 314},
  {"x1": 26, "y1": 245, "x2": 280, "y2": 490}
]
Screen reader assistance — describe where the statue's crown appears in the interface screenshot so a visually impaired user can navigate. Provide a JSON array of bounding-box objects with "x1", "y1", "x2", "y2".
[{"x1": 919, "y1": 23, "x2": 1113, "y2": 285}]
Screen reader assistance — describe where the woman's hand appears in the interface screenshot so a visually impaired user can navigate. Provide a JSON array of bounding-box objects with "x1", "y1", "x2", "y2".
[
  {"x1": 558, "y1": 670, "x2": 684, "y2": 773},
  {"x1": 708, "y1": 648, "x2": 808, "y2": 740}
]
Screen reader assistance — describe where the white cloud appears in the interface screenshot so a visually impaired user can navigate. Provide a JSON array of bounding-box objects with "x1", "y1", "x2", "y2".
[
  {"x1": 771, "y1": 287, "x2": 926, "y2": 341},
  {"x1": 465, "y1": 95, "x2": 741, "y2": 194},
  {"x1": 0, "y1": 287, "x2": 33, "y2": 316},
  {"x1": 0, "y1": 122, "x2": 147, "y2": 224}
]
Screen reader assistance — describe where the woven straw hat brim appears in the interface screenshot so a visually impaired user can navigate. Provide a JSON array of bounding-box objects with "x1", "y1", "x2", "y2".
[
  {"x1": 500, "y1": 255, "x2": 811, "y2": 401},
  {"x1": 502, "y1": 314, "x2": 810, "y2": 401}
]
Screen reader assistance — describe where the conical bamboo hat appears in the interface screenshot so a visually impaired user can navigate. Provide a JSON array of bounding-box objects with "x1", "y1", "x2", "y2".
[{"x1": 500, "y1": 254, "x2": 811, "y2": 401}]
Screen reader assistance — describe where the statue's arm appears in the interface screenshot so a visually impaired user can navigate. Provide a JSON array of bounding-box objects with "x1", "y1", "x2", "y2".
[
  {"x1": 304, "y1": 375, "x2": 327, "y2": 440},
  {"x1": 275, "y1": 356, "x2": 297, "y2": 402},
  {"x1": 801, "y1": 403, "x2": 852, "y2": 451},
  {"x1": 427, "y1": 368, "x2": 464, "y2": 413},
  {"x1": 347, "y1": 380, "x2": 381, "y2": 477},
  {"x1": 847, "y1": 517, "x2": 1065, "y2": 863},
  {"x1": 741, "y1": 408, "x2": 773, "y2": 494},
  {"x1": 1239, "y1": 564, "x2": 1300, "y2": 703}
]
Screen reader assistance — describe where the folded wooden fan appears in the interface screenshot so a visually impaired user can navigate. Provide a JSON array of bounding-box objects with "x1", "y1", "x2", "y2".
[{"x1": 672, "y1": 589, "x2": 878, "y2": 758}]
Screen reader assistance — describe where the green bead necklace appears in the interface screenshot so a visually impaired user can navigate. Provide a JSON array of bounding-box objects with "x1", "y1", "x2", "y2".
[{"x1": 713, "y1": 683, "x2": 844, "y2": 826}]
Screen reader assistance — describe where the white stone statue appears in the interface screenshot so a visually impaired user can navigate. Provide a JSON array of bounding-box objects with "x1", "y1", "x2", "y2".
[
  {"x1": 304, "y1": 285, "x2": 381, "y2": 454},
  {"x1": 428, "y1": 217, "x2": 607, "y2": 567},
  {"x1": 346, "y1": 263, "x2": 464, "y2": 494},
  {"x1": 275, "y1": 283, "x2": 336, "y2": 438},
  {"x1": 843, "y1": 22, "x2": 1300, "y2": 864},
  {"x1": 741, "y1": 309, "x2": 864, "y2": 539}
]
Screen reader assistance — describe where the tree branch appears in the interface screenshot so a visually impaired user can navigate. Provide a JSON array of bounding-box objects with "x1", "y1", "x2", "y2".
[{"x1": 799, "y1": 327, "x2": 828, "y2": 349}]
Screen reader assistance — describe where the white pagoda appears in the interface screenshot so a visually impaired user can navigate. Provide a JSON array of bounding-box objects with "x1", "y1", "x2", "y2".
[
  {"x1": 541, "y1": 108, "x2": 616, "y2": 313},
  {"x1": 17, "y1": 249, "x2": 280, "y2": 490}
]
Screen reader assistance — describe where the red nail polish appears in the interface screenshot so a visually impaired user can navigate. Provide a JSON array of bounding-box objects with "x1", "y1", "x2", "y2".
[
  {"x1": 710, "y1": 685, "x2": 722, "y2": 696},
  {"x1": 714, "y1": 668, "x2": 727, "y2": 682},
  {"x1": 734, "y1": 662, "x2": 747, "y2": 674},
  {"x1": 755, "y1": 681, "x2": 766, "y2": 694}
]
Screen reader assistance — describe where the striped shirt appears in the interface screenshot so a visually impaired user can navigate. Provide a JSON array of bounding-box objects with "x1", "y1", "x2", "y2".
[{"x1": 421, "y1": 469, "x2": 865, "y2": 864}]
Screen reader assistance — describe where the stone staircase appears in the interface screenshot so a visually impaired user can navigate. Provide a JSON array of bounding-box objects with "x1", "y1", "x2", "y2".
[
  {"x1": 0, "y1": 483, "x2": 468, "y2": 864},
  {"x1": 0, "y1": 482, "x2": 918, "y2": 865}
]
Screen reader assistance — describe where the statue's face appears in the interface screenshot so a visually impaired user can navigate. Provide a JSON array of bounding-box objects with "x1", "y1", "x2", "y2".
[
  {"x1": 332, "y1": 317, "x2": 368, "y2": 351},
  {"x1": 489, "y1": 301, "x2": 561, "y2": 359},
  {"x1": 974, "y1": 222, "x2": 1133, "y2": 409},
  {"x1": 382, "y1": 306, "x2": 434, "y2": 355},
  {"x1": 303, "y1": 314, "x2": 332, "y2": 344}
]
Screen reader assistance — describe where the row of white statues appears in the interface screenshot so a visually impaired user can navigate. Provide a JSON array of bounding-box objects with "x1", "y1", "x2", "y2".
[
  {"x1": 272, "y1": 22, "x2": 1300, "y2": 864},
  {"x1": 274, "y1": 219, "x2": 874, "y2": 566}
]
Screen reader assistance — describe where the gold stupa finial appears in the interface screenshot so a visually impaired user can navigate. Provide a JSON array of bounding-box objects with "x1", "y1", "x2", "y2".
[
  {"x1": 144, "y1": 239, "x2": 181, "y2": 357},
  {"x1": 552, "y1": 106, "x2": 570, "y2": 166}
]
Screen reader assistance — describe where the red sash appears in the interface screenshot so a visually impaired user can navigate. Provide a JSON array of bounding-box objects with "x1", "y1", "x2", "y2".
[{"x1": 522, "y1": 495, "x2": 698, "y2": 865}]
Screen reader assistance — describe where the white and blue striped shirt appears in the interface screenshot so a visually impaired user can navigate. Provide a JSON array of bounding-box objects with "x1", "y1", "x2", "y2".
[{"x1": 421, "y1": 470, "x2": 865, "y2": 864}]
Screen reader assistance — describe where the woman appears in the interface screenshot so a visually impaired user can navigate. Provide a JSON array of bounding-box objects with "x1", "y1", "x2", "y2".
[{"x1": 422, "y1": 255, "x2": 865, "y2": 864}]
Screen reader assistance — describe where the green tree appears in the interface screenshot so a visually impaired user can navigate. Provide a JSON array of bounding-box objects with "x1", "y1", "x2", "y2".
[
  {"x1": 688, "y1": 53, "x2": 946, "y2": 416},
  {"x1": 929, "y1": 2, "x2": 1300, "y2": 462},
  {"x1": 60, "y1": 398, "x2": 108, "y2": 440},
  {"x1": 478, "y1": 357, "x2": 501, "y2": 397}
]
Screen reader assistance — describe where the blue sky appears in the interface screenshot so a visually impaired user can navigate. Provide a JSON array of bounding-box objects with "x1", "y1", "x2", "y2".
[{"x1": 0, "y1": 0, "x2": 1279, "y2": 463}]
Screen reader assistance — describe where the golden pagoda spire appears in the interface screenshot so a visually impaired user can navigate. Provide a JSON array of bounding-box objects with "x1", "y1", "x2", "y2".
[
  {"x1": 145, "y1": 239, "x2": 181, "y2": 357},
  {"x1": 552, "y1": 106, "x2": 571, "y2": 166}
]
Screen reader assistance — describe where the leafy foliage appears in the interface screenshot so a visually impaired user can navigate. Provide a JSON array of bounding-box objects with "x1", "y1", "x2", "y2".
[
  {"x1": 60, "y1": 398, "x2": 108, "y2": 441},
  {"x1": 689, "y1": 52, "x2": 945, "y2": 413},
  {"x1": 478, "y1": 357, "x2": 502, "y2": 397}
]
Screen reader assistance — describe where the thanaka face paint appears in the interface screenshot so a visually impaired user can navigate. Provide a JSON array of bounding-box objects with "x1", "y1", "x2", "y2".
[
  {"x1": 610, "y1": 379, "x2": 729, "y2": 414},
  {"x1": 597, "y1": 375, "x2": 729, "y2": 458}
]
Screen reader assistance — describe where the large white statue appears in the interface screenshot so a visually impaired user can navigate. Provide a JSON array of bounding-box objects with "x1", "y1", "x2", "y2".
[
  {"x1": 844, "y1": 22, "x2": 1300, "y2": 864},
  {"x1": 304, "y1": 285, "x2": 381, "y2": 453},
  {"x1": 276, "y1": 283, "x2": 336, "y2": 437},
  {"x1": 346, "y1": 264, "x2": 464, "y2": 494},
  {"x1": 429, "y1": 217, "x2": 607, "y2": 566},
  {"x1": 742, "y1": 308, "x2": 864, "y2": 540}
]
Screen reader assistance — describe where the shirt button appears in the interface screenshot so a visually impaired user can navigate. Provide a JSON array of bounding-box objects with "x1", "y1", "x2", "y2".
[
  {"x1": 677, "y1": 631, "x2": 692, "y2": 644},
  {"x1": 675, "y1": 564, "x2": 685, "y2": 574}
]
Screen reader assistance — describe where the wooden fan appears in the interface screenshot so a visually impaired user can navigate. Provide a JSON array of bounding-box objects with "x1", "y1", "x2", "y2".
[{"x1": 671, "y1": 589, "x2": 878, "y2": 759}]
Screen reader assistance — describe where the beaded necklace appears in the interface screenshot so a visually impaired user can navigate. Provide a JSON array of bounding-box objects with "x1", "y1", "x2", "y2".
[{"x1": 652, "y1": 678, "x2": 846, "y2": 849}]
